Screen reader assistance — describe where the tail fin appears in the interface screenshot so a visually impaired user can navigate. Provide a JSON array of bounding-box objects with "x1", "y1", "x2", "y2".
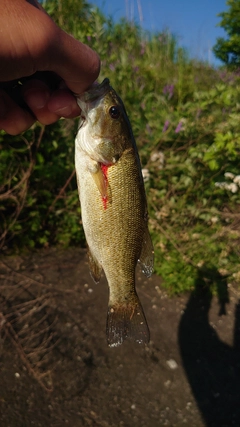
[{"x1": 106, "y1": 296, "x2": 150, "y2": 347}]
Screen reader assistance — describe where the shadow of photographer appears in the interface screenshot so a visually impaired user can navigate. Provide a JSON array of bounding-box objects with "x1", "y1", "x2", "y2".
[{"x1": 178, "y1": 265, "x2": 240, "y2": 426}]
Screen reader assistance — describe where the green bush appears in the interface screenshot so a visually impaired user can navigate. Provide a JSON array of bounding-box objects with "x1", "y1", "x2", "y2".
[{"x1": 0, "y1": 121, "x2": 85, "y2": 249}]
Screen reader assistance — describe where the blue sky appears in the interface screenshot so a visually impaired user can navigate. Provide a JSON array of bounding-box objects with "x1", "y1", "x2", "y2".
[{"x1": 91, "y1": 0, "x2": 228, "y2": 66}]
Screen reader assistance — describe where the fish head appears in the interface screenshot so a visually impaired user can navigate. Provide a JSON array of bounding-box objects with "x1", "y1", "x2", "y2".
[{"x1": 76, "y1": 79, "x2": 133, "y2": 165}]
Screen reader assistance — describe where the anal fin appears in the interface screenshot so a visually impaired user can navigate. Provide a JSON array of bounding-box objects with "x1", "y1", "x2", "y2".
[
  {"x1": 106, "y1": 295, "x2": 150, "y2": 347},
  {"x1": 138, "y1": 227, "x2": 154, "y2": 278}
]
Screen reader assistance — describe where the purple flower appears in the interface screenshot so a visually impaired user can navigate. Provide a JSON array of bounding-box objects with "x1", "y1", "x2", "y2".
[
  {"x1": 175, "y1": 121, "x2": 183, "y2": 133},
  {"x1": 159, "y1": 34, "x2": 167, "y2": 45},
  {"x1": 87, "y1": 35, "x2": 91, "y2": 41},
  {"x1": 162, "y1": 120, "x2": 170, "y2": 132},
  {"x1": 146, "y1": 124, "x2": 152, "y2": 133},
  {"x1": 140, "y1": 42, "x2": 146, "y2": 56},
  {"x1": 109, "y1": 63, "x2": 115, "y2": 71},
  {"x1": 163, "y1": 84, "x2": 174, "y2": 99},
  {"x1": 196, "y1": 109, "x2": 201, "y2": 119},
  {"x1": 219, "y1": 70, "x2": 227, "y2": 81}
]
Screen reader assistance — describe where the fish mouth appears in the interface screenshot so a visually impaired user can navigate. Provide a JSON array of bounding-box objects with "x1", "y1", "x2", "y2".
[{"x1": 79, "y1": 78, "x2": 111, "y2": 103}]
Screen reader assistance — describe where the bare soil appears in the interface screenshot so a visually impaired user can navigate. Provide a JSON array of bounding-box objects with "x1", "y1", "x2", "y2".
[{"x1": 0, "y1": 247, "x2": 240, "y2": 427}]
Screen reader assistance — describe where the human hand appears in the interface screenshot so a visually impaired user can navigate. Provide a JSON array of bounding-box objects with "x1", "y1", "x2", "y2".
[{"x1": 0, "y1": 0, "x2": 100, "y2": 135}]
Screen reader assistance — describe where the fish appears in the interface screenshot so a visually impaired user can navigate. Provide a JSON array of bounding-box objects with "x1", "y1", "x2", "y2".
[{"x1": 75, "y1": 78, "x2": 154, "y2": 347}]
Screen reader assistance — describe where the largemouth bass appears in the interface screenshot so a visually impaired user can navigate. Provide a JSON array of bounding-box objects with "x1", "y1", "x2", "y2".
[{"x1": 75, "y1": 78, "x2": 154, "y2": 347}]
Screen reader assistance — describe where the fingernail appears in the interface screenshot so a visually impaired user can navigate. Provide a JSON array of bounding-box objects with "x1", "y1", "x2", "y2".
[
  {"x1": 53, "y1": 105, "x2": 73, "y2": 116},
  {"x1": 24, "y1": 89, "x2": 49, "y2": 109}
]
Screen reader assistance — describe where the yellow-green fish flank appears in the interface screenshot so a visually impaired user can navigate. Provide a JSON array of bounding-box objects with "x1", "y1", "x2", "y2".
[{"x1": 75, "y1": 78, "x2": 154, "y2": 347}]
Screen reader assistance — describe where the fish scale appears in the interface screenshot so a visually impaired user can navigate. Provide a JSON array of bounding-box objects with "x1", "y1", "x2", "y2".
[{"x1": 75, "y1": 78, "x2": 154, "y2": 347}]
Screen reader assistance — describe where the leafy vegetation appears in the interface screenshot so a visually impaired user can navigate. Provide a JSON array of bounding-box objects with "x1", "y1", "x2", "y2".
[
  {"x1": 213, "y1": 0, "x2": 240, "y2": 68},
  {"x1": 1, "y1": 0, "x2": 240, "y2": 293}
]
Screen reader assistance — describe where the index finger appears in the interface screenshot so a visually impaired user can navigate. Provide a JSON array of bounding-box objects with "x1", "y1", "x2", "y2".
[{"x1": 47, "y1": 30, "x2": 101, "y2": 96}]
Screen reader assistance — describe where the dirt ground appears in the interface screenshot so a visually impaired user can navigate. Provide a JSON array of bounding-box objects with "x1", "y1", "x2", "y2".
[{"x1": 0, "y1": 247, "x2": 240, "y2": 427}]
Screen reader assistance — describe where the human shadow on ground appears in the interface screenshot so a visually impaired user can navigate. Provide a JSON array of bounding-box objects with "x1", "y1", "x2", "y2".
[{"x1": 178, "y1": 266, "x2": 240, "y2": 427}]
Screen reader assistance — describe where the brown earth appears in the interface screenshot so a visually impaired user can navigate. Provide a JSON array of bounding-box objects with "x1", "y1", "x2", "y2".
[{"x1": 0, "y1": 247, "x2": 240, "y2": 427}]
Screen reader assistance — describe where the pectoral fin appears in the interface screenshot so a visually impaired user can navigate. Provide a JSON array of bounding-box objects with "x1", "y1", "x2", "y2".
[
  {"x1": 85, "y1": 158, "x2": 107, "y2": 198},
  {"x1": 87, "y1": 247, "x2": 102, "y2": 283},
  {"x1": 138, "y1": 227, "x2": 154, "y2": 277},
  {"x1": 91, "y1": 166, "x2": 107, "y2": 198}
]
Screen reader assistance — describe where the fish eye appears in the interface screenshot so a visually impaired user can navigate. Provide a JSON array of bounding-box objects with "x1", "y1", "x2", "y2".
[{"x1": 109, "y1": 105, "x2": 120, "y2": 119}]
